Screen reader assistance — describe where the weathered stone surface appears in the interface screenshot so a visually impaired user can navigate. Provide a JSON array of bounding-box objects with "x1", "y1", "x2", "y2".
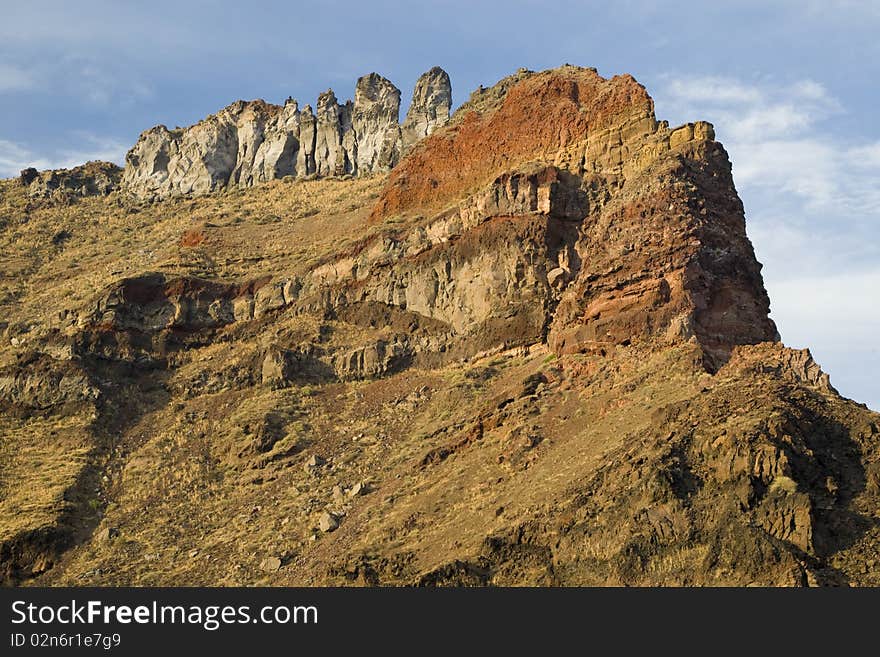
[
  {"x1": 314, "y1": 90, "x2": 350, "y2": 177},
  {"x1": 726, "y1": 343, "x2": 838, "y2": 393},
  {"x1": 121, "y1": 69, "x2": 450, "y2": 200},
  {"x1": 332, "y1": 339, "x2": 411, "y2": 380},
  {"x1": 251, "y1": 99, "x2": 302, "y2": 182},
  {"x1": 401, "y1": 66, "x2": 452, "y2": 150},
  {"x1": 122, "y1": 100, "x2": 277, "y2": 199},
  {"x1": 319, "y1": 512, "x2": 339, "y2": 533},
  {"x1": 87, "y1": 273, "x2": 245, "y2": 333},
  {"x1": 20, "y1": 161, "x2": 121, "y2": 201},
  {"x1": 260, "y1": 556, "x2": 282, "y2": 572},
  {"x1": 0, "y1": 355, "x2": 98, "y2": 413},
  {"x1": 97, "y1": 527, "x2": 119, "y2": 543},
  {"x1": 261, "y1": 345, "x2": 289, "y2": 386},
  {"x1": 297, "y1": 104, "x2": 318, "y2": 176},
  {"x1": 373, "y1": 65, "x2": 777, "y2": 367},
  {"x1": 352, "y1": 73, "x2": 402, "y2": 174}
]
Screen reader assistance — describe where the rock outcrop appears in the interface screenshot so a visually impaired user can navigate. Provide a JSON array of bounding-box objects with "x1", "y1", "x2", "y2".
[
  {"x1": 373, "y1": 65, "x2": 777, "y2": 367},
  {"x1": 122, "y1": 100, "x2": 287, "y2": 198},
  {"x1": 351, "y1": 74, "x2": 404, "y2": 174},
  {"x1": 0, "y1": 354, "x2": 98, "y2": 413},
  {"x1": 314, "y1": 90, "x2": 352, "y2": 177},
  {"x1": 401, "y1": 66, "x2": 452, "y2": 150},
  {"x1": 68, "y1": 67, "x2": 778, "y2": 372},
  {"x1": 122, "y1": 68, "x2": 451, "y2": 200},
  {"x1": 19, "y1": 161, "x2": 121, "y2": 201}
]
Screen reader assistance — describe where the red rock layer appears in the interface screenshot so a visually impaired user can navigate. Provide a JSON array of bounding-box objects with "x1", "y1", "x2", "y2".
[
  {"x1": 371, "y1": 67, "x2": 653, "y2": 219},
  {"x1": 370, "y1": 65, "x2": 778, "y2": 367}
]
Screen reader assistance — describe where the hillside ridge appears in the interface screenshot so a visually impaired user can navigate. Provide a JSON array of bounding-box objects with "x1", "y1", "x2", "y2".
[{"x1": 1, "y1": 65, "x2": 878, "y2": 587}]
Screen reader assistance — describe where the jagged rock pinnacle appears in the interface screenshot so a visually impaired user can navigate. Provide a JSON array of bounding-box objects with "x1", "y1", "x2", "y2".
[
  {"x1": 120, "y1": 68, "x2": 452, "y2": 200},
  {"x1": 401, "y1": 66, "x2": 452, "y2": 150}
]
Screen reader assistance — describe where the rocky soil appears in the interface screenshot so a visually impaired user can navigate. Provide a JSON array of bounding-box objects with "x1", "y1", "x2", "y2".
[{"x1": 0, "y1": 65, "x2": 878, "y2": 586}]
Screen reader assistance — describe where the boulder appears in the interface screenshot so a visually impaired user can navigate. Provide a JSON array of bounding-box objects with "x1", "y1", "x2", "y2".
[
  {"x1": 260, "y1": 556, "x2": 282, "y2": 572},
  {"x1": 319, "y1": 512, "x2": 339, "y2": 533}
]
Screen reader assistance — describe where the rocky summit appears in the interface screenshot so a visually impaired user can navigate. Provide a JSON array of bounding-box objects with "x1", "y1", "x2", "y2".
[
  {"x1": 121, "y1": 68, "x2": 452, "y2": 200},
  {"x1": 1, "y1": 65, "x2": 878, "y2": 587}
]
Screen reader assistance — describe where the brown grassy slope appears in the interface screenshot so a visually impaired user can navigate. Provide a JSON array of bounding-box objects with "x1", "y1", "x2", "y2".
[
  {"x1": 1, "y1": 171, "x2": 878, "y2": 586},
  {"x1": 0, "y1": 175, "x2": 385, "y2": 352},
  {"x1": 0, "y1": 175, "x2": 383, "y2": 577},
  {"x1": 29, "y1": 336, "x2": 880, "y2": 586}
]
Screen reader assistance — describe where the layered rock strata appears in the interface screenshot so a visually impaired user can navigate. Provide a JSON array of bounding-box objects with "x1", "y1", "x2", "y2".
[{"x1": 373, "y1": 65, "x2": 778, "y2": 367}]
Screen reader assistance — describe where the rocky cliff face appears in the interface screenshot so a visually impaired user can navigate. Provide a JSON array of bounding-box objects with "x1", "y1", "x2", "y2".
[
  {"x1": 401, "y1": 66, "x2": 452, "y2": 150},
  {"x1": 122, "y1": 68, "x2": 452, "y2": 200},
  {"x1": 18, "y1": 161, "x2": 121, "y2": 201},
  {"x1": 372, "y1": 65, "x2": 777, "y2": 367},
  {"x1": 1, "y1": 65, "x2": 878, "y2": 587}
]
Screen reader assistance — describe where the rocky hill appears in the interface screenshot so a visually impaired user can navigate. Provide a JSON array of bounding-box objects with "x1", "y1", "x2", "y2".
[{"x1": 0, "y1": 65, "x2": 878, "y2": 586}]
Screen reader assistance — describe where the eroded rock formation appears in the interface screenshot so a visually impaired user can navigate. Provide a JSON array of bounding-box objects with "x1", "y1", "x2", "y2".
[
  {"x1": 401, "y1": 66, "x2": 452, "y2": 149},
  {"x1": 19, "y1": 161, "x2": 121, "y2": 201},
  {"x1": 373, "y1": 66, "x2": 777, "y2": 367},
  {"x1": 122, "y1": 68, "x2": 452, "y2": 200}
]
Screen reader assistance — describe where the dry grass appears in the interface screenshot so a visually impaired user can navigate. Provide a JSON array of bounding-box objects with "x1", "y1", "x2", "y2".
[
  {"x1": 0, "y1": 412, "x2": 94, "y2": 541},
  {"x1": 2, "y1": 170, "x2": 879, "y2": 587},
  {"x1": 0, "y1": 175, "x2": 386, "y2": 348}
]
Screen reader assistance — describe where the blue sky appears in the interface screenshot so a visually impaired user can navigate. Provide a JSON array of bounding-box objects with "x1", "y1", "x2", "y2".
[{"x1": 1, "y1": 1, "x2": 877, "y2": 409}]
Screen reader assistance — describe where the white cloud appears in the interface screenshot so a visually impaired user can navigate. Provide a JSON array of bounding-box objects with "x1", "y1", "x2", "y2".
[
  {"x1": 731, "y1": 138, "x2": 839, "y2": 208},
  {"x1": 67, "y1": 59, "x2": 155, "y2": 108},
  {"x1": 848, "y1": 140, "x2": 880, "y2": 168},
  {"x1": 768, "y1": 268, "x2": 880, "y2": 410},
  {"x1": 664, "y1": 76, "x2": 763, "y2": 105},
  {"x1": 655, "y1": 75, "x2": 879, "y2": 214},
  {"x1": 0, "y1": 63, "x2": 35, "y2": 92},
  {"x1": 0, "y1": 51, "x2": 155, "y2": 110},
  {"x1": 770, "y1": 268, "x2": 880, "y2": 344},
  {"x1": 0, "y1": 140, "x2": 49, "y2": 175},
  {"x1": 654, "y1": 73, "x2": 880, "y2": 409},
  {"x1": 660, "y1": 75, "x2": 841, "y2": 141},
  {"x1": 0, "y1": 135, "x2": 127, "y2": 178}
]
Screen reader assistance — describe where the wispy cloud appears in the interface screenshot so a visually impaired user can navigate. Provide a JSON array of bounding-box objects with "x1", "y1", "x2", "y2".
[
  {"x1": 654, "y1": 73, "x2": 879, "y2": 408},
  {"x1": 0, "y1": 48, "x2": 156, "y2": 110},
  {"x1": 770, "y1": 267, "x2": 880, "y2": 410},
  {"x1": 664, "y1": 76, "x2": 763, "y2": 105},
  {"x1": 0, "y1": 134, "x2": 127, "y2": 178},
  {"x1": 59, "y1": 56, "x2": 155, "y2": 108},
  {"x1": 655, "y1": 74, "x2": 878, "y2": 216},
  {"x1": 0, "y1": 63, "x2": 35, "y2": 93},
  {"x1": 848, "y1": 140, "x2": 880, "y2": 168},
  {"x1": 0, "y1": 140, "x2": 43, "y2": 175},
  {"x1": 660, "y1": 74, "x2": 842, "y2": 140}
]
